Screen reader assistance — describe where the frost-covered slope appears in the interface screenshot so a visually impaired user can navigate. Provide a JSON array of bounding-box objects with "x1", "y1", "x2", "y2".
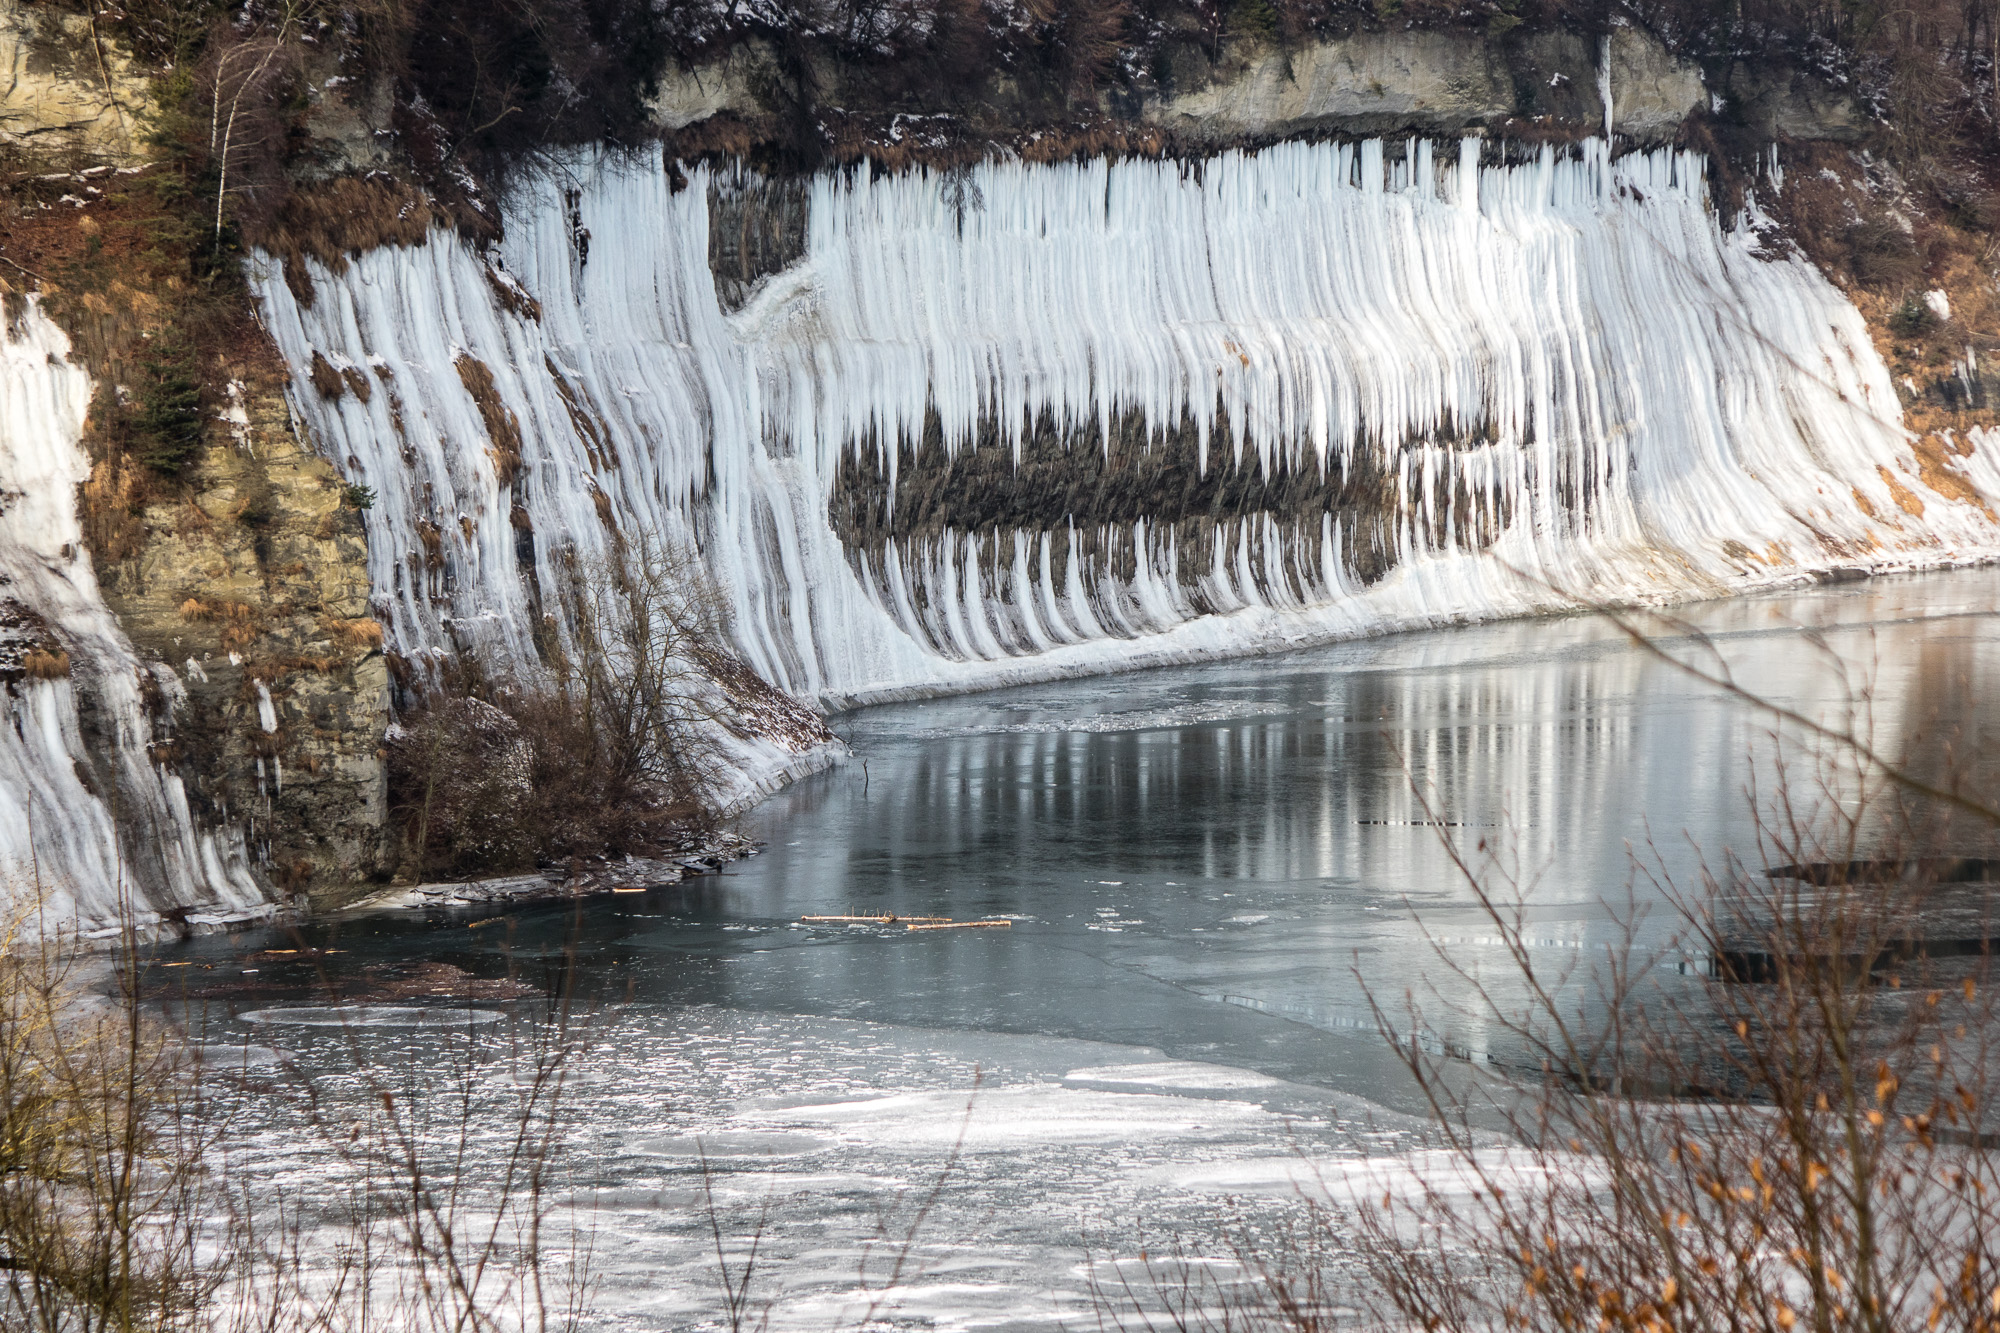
[
  {"x1": 0, "y1": 305, "x2": 266, "y2": 934},
  {"x1": 255, "y1": 139, "x2": 2000, "y2": 709}
]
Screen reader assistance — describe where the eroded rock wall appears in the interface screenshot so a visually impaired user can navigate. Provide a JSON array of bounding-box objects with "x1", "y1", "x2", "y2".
[
  {"x1": 642, "y1": 21, "x2": 1864, "y2": 154},
  {"x1": 0, "y1": 0, "x2": 144, "y2": 164},
  {"x1": 86, "y1": 372, "x2": 391, "y2": 904}
]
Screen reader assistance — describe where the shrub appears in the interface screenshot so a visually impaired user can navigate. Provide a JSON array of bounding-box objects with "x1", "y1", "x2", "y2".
[
  {"x1": 1350, "y1": 767, "x2": 2000, "y2": 1333},
  {"x1": 388, "y1": 696, "x2": 539, "y2": 878},
  {"x1": 0, "y1": 896, "x2": 589, "y2": 1333},
  {"x1": 129, "y1": 335, "x2": 206, "y2": 475},
  {"x1": 389, "y1": 538, "x2": 726, "y2": 879},
  {"x1": 1888, "y1": 294, "x2": 1938, "y2": 337},
  {"x1": 0, "y1": 931, "x2": 204, "y2": 1333},
  {"x1": 1843, "y1": 214, "x2": 1926, "y2": 291}
]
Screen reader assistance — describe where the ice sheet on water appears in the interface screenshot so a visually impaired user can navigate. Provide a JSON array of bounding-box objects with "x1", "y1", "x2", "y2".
[
  {"x1": 749, "y1": 1084, "x2": 1281, "y2": 1149},
  {"x1": 240, "y1": 1005, "x2": 505, "y2": 1027},
  {"x1": 632, "y1": 1130, "x2": 834, "y2": 1157},
  {"x1": 197, "y1": 1005, "x2": 1406, "y2": 1331},
  {"x1": 185, "y1": 1043, "x2": 292, "y2": 1068},
  {"x1": 1064, "y1": 1061, "x2": 1283, "y2": 1090},
  {"x1": 1149, "y1": 1146, "x2": 1605, "y2": 1207},
  {"x1": 897, "y1": 698, "x2": 1296, "y2": 739}
]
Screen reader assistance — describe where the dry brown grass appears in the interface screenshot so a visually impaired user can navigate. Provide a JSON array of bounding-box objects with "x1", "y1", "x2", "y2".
[
  {"x1": 1909, "y1": 431, "x2": 1996, "y2": 518},
  {"x1": 1877, "y1": 463, "x2": 1927, "y2": 517},
  {"x1": 322, "y1": 616, "x2": 385, "y2": 649},
  {"x1": 455, "y1": 354, "x2": 524, "y2": 487},
  {"x1": 80, "y1": 458, "x2": 149, "y2": 568},
  {"x1": 546, "y1": 356, "x2": 618, "y2": 469},
  {"x1": 484, "y1": 265, "x2": 542, "y2": 321},
  {"x1": 18, "y1": 648, "x2": 71, "y2": 680},
  {"x1": 302, "y1": 351, "x2": 377, "y2": 403},
  {"x1": 663, "y1": 113, "x2": 762, "y2": 167},
  {"x1": 309, "y1": 349, "x2": 344, "y2": 399},
  {"x1": 252, "y1": 173, "x2": 444, "y2": 307},
  {"x1": 178, "y1": 597, "x2": 258, "y2": 623}
]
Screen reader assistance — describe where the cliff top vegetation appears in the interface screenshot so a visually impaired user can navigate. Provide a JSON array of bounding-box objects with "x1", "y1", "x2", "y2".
[{"x1": 32, "y1": 0, "x2": 1997, "y2": 209}]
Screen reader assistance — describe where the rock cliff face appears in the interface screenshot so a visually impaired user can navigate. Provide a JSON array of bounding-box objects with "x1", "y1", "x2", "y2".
[
  {"x1": 86, "y1": 370, "x2": 392, "y2": 904},
  {"x1": 640, "y1": 22, "x2": 1863, "y2": 154},
  {"x1": 1, "y1": 0, "x2": 1995, "y2": 926},
  {"x1": 259, "y1": 142, "x2": 2000, "y2": 724},
  {"x1": 0, "y1": 304, "x2": 269, "y2": 932},
  {"x1": 0, "y1": 1, "x2": 145, "y2": 164},
  {"x1": 1, "y1": 0, "x2": 392, "y2": 918},
  {"x1": 0, "y1": 289, "x2": 392, "y2": 918}
]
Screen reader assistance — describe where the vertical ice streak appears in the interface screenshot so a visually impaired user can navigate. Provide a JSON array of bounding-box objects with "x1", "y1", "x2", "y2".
[
  {"x1": 0, "y1": 303, "x2": 266, "y2": 933},
  {"x1": 1599, "y1": 36, "x2": 1615, "y2": 140},
  {"x1": 252, "y1": 141, "x2": 1997, "y2": 713}
]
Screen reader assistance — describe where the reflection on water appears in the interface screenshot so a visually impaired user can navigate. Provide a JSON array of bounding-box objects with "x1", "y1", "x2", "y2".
[
  {"x1": 647, "y1": 569, "x2": 1997, "y2": 1078},
  {"x1": 167, "y1": 569, "x2": 2000, "y2": 1092},
  {"x1": 158, "y1": 570, "x2": 2000, "y2": 1331}
]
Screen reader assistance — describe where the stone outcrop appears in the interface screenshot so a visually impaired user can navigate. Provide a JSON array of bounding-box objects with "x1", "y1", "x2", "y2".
[
  {"x1": 1721, "y1": 61, "x2": 1869, "y2": 141},
  {"x1": 86, "y1": 372, "x2": 392, "y2": 906},
  {"x1": 0, "y1": 0, "x2": 145, "y2": 164},
  {"x1": 1142, "y1": 30, "x2": 1520, "y2": 139},
  {"x1": 645, "y1": 21, "x2": 1863, "y2": 151}
]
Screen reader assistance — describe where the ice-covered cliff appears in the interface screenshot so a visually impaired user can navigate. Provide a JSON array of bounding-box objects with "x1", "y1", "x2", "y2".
[
  {"x1": 255, "y1": 138, "x2": 2000, "y2": 711},
  {"x1": 0, "y1": 304, "x2": 267, "y2": 934}
]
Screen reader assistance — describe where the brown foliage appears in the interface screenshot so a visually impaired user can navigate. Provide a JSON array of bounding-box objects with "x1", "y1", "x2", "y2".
[
  {"x1": 252, "y1": 175, "x2": 441, "y2": 308},
  {"x1": 17, "y1": 649, "x2": 70, "y2": 681},
  {"x1": 455, "y1": 355, "x2": 525, "y2": 488},
  {"x1": 389, "y1": 539, "x2": 728, "y2": 878}
]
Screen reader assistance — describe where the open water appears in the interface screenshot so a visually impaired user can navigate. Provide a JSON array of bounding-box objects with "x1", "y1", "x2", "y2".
[{"x1": 155, "y1": 570, "x2": 2000, "y2": 1330}]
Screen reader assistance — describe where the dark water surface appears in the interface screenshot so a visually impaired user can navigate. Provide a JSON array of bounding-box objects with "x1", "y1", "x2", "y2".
[
  {"x1": 149, "y1": 570, "x2": 2000, "y2": 1329},
  {"x1": 161, "y1": 569, "x2": 2000, "y2": 1104}
]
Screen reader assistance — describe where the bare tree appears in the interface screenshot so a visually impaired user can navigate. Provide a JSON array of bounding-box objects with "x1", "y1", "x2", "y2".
[
  {"x1": 547, "y1": 535, "x2": 731, "y2": 824},
  {"x1": 201, "y1": 2, "x2": 316, "y2": 248},
  {"x1": 1351, "y1": 726, "x2": 2000, "y2": 1333},
  {"x1": 389, "y1": 535, "x2": 733, "y2": 875}
]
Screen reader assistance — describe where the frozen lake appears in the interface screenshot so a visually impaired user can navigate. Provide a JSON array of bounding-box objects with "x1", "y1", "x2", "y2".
[{"x1": 156, "y1": 569, "x2": 2000, "y2": 1329}]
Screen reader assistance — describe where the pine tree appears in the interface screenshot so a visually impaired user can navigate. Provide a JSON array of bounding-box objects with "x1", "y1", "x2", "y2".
[{"x1": 132, "y1": 337, "x2": 205, "y2": 475}]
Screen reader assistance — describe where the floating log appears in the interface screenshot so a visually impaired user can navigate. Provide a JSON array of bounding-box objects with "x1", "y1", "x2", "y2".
[
  {"x1": 906, "y1": 920, "x2": 1012, "y2": 932},
  {"x1": 801, "y1": 914, "x2": 951, "y2": 924},
  {"x1": 1714, "y1": 936, "x2": 1992, "y2": 983},
  {"x1": 1768, "y1": 858, "x2": 2000, "y2": 885}
]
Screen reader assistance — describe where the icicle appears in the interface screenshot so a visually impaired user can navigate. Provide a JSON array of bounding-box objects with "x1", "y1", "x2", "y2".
[
  {"x1": 1599, "y1": 36, "x2": 1615, "y2": 142},
  {"x1": 245, "y1": 139, "x2": 1998, "y2": 714},
  {"x1": 0, "y1": 303, "x2": 265, "y2": 930}
]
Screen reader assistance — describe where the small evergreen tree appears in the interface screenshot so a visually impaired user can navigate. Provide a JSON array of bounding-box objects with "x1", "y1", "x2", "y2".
[{"x1": 131, "y1": 337, "x2": 205, "y2": 475}]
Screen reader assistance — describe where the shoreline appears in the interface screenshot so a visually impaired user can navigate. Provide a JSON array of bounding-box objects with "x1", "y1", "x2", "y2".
[{"x1": 336, "y1": 829, "x2": 763, "y2": 917}]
